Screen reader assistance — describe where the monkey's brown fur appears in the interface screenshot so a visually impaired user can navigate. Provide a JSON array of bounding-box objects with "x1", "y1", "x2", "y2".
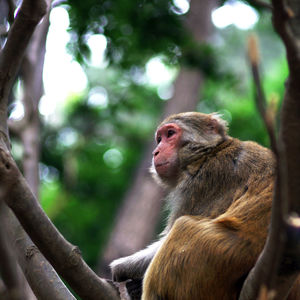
[
  {"x1": 143, "y1": 139, "x2": 274, "y2": 299},
  {"x1": 111, "y1": 112, "x2": 299, "y2": 299},
  {"x1": 143, "y1": 112, "x2": 299, "y2": 300}
]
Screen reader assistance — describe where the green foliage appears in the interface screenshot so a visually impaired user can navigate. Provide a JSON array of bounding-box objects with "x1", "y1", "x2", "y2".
[
  {"x1": 41, "y1": 69, "x2": 162, "y2": 266},
  {"x1": 199, "y1": 16, "x2": 287, "y2": 147},
  {"x1": 66, "y1": 0, "x2": 188, "y2": 67},
  {"x1": 66, "y1": 0, "x2": 228, "y2": 82},
  {"x1": 39, "y1": 0, "x2": 287, "y2": 271}
]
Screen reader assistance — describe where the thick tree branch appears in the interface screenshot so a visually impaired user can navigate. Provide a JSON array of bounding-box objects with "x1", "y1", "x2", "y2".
[
  {"x1": 18, "y1": 6, "x2": 51, "y2": 198},
  {"x1": 0, "y1": 1, "x2": 119, "y2": 299},
  {"x1": 0, "y1": 0, "x2": 47, "y2": 145},
  {"x1": 0, "y1": 202, "x2": 23, "y2": 300},
  {"x1": 272, "y1": 0, "x2": 300, "y2": 214},
  {"x1": 1, "y1": 201, "x2": 75, "y2": 300},
  {"x1": 0, "y1": 2, "x2": 81, "y2": 298},
  {"x1": 272, "y1": 0, "x2": 300, "y2": 75},
  {"x1": 0, "y1": 1, "x2": 71, "y2": 299},
  {"x1": 7, "y1": 0, "x2": 16, "y2": 25},
  {"x1": 8, "y1": 118, "x2": 26, "y2": 137},
  {"x1": 239, "y1": 3, "x2": 300, "y2": 297},
  {"x1": 0, "y1": 148, "x2": 119, "y2": 300}
]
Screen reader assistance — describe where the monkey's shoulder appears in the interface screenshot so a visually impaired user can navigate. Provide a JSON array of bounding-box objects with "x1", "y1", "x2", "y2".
[
  {"x1": 225, "y1": 138, "x2": 273, "y2": 159},
  {"x1": 238, "y1": 140, "x2": 275, "y2": 171},
  {"x1": 183, "y1": 138, "x2": 274, "y2": 182},
  {"x1": 241, "y1": 140, "x2": 274, "y2": 158}
]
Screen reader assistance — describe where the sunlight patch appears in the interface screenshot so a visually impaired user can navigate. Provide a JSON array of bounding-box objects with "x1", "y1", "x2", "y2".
[{"x1": 212, "y1": 1, "x2": 258, "y2": 30}]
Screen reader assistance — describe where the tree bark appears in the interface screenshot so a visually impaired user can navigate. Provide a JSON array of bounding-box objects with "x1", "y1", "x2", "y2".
[
  {"x1": 272, "y1": 0, "x2": 300, "y2": 215},
  {"x1": 0, "y1": 202, "x2": 24, "y2": 300},
  {"x1": 2, "y1": 202, "x2": 76, "y2": 300},
  {"x1": 1, "y1": 2, "x2": 78, "y2": 299},
  {"x1": 0, "y1": 148, "x2": 119, "y2": 300},
  {"x1": 0, "y1": 0, "x2": 47, "y2": 147},
  {"x1": 98, "y1": 0, "x2": 217, "y2": 278},
  {"x1": 19, "y1": 7, "x2": 50, "y2": 198},
  {"x1": 239, "y1": 0, "x2": 300, "y2": 299},
  {"x1": 0, "y1": 1, "x2": 120, "y2": 299}
]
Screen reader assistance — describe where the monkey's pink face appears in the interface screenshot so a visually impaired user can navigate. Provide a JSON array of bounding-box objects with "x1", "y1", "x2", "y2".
[{"x1": 153, "y1": 123, "x2": 182, "y2": 179}]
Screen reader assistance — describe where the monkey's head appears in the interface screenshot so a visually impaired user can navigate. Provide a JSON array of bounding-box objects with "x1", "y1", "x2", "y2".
[{"x1": 151, "y1": 112, "x2": 228, "y2": 187}]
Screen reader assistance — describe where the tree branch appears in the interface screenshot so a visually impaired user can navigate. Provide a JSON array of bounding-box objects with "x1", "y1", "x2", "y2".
[
  {"x1": 0, "y1": 148, "x2": 119, "y2": 300},
  {"x1": 0, "y1": 1, "x2": 119, "y2": 299},
  {"x1": 272, "y1": 0, "x2": 300, "y2": 214},
  {"x1": 0, "y1": 1, "x2": 74, "y2": 299},
  {"x1": 239, "y1": 5, "x2": 300, "y2": 297},
  {"x1": 0, "y1": 202, "x2": 23, "y2": 300},
  {"x1": 1, "y1": 201, "x2": 76, "y2": 300},
  {"x1": 272, "y1": 0, "x2": 300, "y2": 75},
  {"x1": 247, "y1": 35, "x2": 278, "y2": 155},
  {"x1": 0, "y1": 0, "x2": 47, "y2": 145},
  {"x1": 18, "y1": 5, "x2": 51, "y2": 198},
  {"x1": 248, "y1": 0, "x2": 273, "y2": 10},
  {"x1": 7, "y1": 0, "x2": 16, "y2": 25}
]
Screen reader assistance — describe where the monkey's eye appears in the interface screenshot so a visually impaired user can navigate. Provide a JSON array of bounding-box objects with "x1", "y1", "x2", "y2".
[
  {"x1": 167, "y1": 129, "x2": 175, "y2": 138},
  {"x1": 157, "y1": 136, "x2": 162, "y2": 144}
]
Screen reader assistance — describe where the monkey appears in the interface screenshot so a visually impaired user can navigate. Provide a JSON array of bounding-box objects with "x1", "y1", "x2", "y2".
[{"x1": 110, "y1": 112, "x2": 299, "y2": 299}]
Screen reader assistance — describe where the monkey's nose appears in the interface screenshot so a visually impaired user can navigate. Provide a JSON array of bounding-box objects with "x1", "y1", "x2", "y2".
[{"x1": 153, "y1": 150, "x2": 159, "y2": 156}]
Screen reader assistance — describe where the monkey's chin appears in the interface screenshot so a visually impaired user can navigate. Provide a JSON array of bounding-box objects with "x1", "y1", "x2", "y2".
[
  {"x1": 155, "y1": 162, "x2": 170, "y2": 177},
  {"x1": 150, "y1": 162, "x2": 177, "y2": 188}
]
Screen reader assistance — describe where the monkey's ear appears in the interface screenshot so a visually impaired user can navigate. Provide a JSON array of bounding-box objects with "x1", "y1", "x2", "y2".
[{"x1": 208, "y1": 113, "x2": 228, "y2": 136}]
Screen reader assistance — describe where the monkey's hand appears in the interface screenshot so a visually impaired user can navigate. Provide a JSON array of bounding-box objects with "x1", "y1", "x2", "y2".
[
  {"x1": 126, "y1": 279, "x2": 143, "y2": 300},
  {"x1": 110, "y1": 240, "x2": 163, "y2": 282},
  {"x1": 110, "y1": 255, "x2": 145, "y2": 282}
]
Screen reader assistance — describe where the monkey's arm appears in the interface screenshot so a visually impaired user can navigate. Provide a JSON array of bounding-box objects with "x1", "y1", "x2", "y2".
[{"x1": 110, "y1": 239, "x2": 164, "y2": 282}]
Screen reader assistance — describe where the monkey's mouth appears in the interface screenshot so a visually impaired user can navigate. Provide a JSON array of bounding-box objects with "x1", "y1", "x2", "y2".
[{"x1": 156, "y1": 162, "x2": 169, "y2": 168}]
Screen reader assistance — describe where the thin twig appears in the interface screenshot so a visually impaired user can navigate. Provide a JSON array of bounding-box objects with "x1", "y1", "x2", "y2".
[
  {"x1": 0, "y1": 25, "x2": 8, "y2": 37},
  {"x1": 249, "y1": 0, "x2": 273, "y2": 10},
  {"x1": 247, "y1": 35, "x2": 278, "y2": 155},
  {"x1": 7, "y1": 0, "x2": 16, "y2": 24},
  {"x1": 51, "y1": 0, "x2": 67, "y2": 8}
]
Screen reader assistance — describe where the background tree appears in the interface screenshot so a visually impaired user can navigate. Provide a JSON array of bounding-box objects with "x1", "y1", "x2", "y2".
[{"x1": 98, "y1": 0, "x2": 218, "y2": 277}]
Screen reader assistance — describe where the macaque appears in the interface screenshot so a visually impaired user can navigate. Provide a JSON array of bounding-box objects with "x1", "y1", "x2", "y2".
[{"x1": 110, "y1": 112, "x2": 299, "y2": 299}]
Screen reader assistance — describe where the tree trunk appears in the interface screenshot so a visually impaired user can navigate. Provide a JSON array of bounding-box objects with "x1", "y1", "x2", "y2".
[
  {"x1": 1, "y1": 1, "x2": 49, "y2": 299},
  {"x1": 10, "y1": 8, "x2": 50, "y2": 300},
  {"x1": 98, "y1": 0, "x2": 217, "y2": 278},
  {"x1": 19, "y1": 1, "x2": 50, "y2": 198},
  {"x1": 0, "y1": 2, "x2": 78, "y2": 299},
  {"x1": 239, "y1": 1, "x2": 300, "y2": 298},
  {"x1": 0, "y1": 1, "x2": 121, "y2": 299}
]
